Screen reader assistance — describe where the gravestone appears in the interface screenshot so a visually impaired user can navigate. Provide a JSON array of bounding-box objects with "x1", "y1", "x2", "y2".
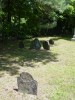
[
  {"x1": 71, "y1": 28, "x2": 75, "y2": 41},
  {"x1": 17, "y1": 72, "x2": 37, "y2": 95},
  {"x1": 30, "y1": 38, "x2": 41, "y2": 50},
  {"x1": 42, "y1": 41, "x2": 50, "y2": 50},
  {"x1": 19, "y1": 41, "x2": 24, "y2": 48},
  {"x1": 49, "y1": 39, "x2": 54, "y2": 45}
]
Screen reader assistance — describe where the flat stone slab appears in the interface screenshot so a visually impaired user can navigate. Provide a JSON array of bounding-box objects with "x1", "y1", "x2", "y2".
[{"x1": 17, "y1": 72, "x2": 37, "y2": 95}]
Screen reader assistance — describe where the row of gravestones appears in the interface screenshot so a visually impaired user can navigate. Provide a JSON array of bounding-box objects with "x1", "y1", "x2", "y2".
[
  {"x1": 19, "y1": 38, "x2": 54, "y2": 50},
  {"x1": 30, "y1": 38, "x2": 54, "y2": 50}
]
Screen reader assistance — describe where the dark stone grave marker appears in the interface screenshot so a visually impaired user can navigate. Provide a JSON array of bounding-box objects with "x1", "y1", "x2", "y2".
[
  {"x1": 49, "y1": 39, "x2": 54, "y2": 45},
  {"x1": 17, "y1": 72, "x2": 37, "y2": 95},
  {"x1": 42, "y1": 41, "x2": 50, "y2": 50},
  {"x1": 30, "y1": 38, "x2": 41, "y2": 50}
]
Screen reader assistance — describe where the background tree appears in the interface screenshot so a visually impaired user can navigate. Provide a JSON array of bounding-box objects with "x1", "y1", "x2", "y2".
[{"x1": 0, "y1": 0, "x2": 75, "y2": 39}]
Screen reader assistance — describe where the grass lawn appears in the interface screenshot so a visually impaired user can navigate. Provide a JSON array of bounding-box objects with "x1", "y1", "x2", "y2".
[{"x1": 0, "y1": 36, "x2": 75, "y2": 100}]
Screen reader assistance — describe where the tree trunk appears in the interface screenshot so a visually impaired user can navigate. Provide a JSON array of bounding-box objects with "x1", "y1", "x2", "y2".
[{"x1": 7, "y1": 0, "x2": 11, "y2": 23}]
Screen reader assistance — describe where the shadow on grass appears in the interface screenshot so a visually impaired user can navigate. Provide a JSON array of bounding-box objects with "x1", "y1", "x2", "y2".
[
  {"x1": 18, "y1": 49, "x2": 58, "y2": 66},
  {"x1": 0, "y1": 39, "x2": 58, "y2": 76},
  {"x1": 51, "y1": 35, "x2": 72, "y2": 41}
]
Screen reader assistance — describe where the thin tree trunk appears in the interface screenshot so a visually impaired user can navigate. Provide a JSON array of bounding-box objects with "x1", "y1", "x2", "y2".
[{"x1": 7, "y1": 0, "x2": 11, "y2": 23}]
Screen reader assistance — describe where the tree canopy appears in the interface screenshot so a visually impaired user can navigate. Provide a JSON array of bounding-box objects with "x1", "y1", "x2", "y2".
[{"x1": 0, "y1": 0, "x2": 75, "y2": 39}]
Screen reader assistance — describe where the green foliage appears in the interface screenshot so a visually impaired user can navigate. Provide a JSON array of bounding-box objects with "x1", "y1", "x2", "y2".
[
  {"x1": 37, "y1": 0, "x2": 67, "y2": 12},
  {"x1": 0, "y1": 0, "x2": 75, "y2": 38},
  {"x1": 0, "y1": 0, "x2": 42, "y2": 39},
  {"x1": 62, "y1": 0, "x2": 75, "y2": 30}
]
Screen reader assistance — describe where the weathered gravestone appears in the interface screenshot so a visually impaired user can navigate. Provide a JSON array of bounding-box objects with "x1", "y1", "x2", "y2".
[
  {"x1": 49, "y1": 39, "x2": 54, "y2": 45},
  {"x1": 30, "y1": 38, "x2": 41, "y2": 50},
  {"x1": 19, "y1": 41, "x2": 24, "y2": 48},
  {"x1": 17, "y1": 72, "x2": 37, "y2": 95},
  {"x1": 71, "y1": 28, "x2": 75, "y2": 41},
  {"x1": 42, "y1": 41, "x2": 50, "y2": 50}
]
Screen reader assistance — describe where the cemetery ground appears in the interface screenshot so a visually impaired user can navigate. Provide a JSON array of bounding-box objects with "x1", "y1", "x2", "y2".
[{"x1": 0, "y1": 36, "x2": 75, "y2": 100}]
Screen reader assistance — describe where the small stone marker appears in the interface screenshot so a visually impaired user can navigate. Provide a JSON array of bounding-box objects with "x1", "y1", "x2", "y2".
[
  {"x1": 30, "y1": 38, "x2": 41, "y2": 50},
  {"x1": 42, "y1": 41, "x2": 50, "y2": 50},
  {"x1": 49, "y1": 39, "x2": 54, "y2": 45},
  {"x1": 17, "y1": 72, "x2": 37, "y2": 95}
]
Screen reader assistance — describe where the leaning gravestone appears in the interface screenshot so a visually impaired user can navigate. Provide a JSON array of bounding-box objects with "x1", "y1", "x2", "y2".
[
  {"x1": 17, "y1": 72, "x2": 37, "y2": 95},
  {"x1": 30, "y1": 38, "x2": 41, "y2": 50},
  {"x1": 42, "y1": 41, "x2": 50, "y2": 50}
]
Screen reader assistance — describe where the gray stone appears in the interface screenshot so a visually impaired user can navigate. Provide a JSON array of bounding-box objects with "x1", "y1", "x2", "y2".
[
  {"x1": 42, "y1": 41, "x2": 50, "y2": 50},
  {"x1": 30, "y1": 38, "x2": 41, "y2": 50},
  {"x1": 71, "y1": 28, "x2": 75, "y2": 41},
  {"x1": 17, "y1": 72, "x2": 37, "y2": 95}
]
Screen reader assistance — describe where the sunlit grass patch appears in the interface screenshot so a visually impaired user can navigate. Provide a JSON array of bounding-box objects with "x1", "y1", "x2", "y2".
[{"x1": 0, "y1": 36, "x2": 75, "y2": 100}]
